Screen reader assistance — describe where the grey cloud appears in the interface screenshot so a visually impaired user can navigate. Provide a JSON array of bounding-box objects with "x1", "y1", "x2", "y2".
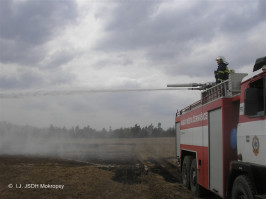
[
  {"x1": 0, "y1": 69, "x2": 44, "y2": 90},
  {"x1": 92, "y1": 54, "x2": 134, "y2": 70},
  {"x1": 96, "y1": 1, "x2": 215, "y2": 52},
  {"x1": 95, "y1": 0, "x2": 265, "y2": 76},
  {"x1": 0, "y1": 68, "x2": 76, "y2": 90},
  {"x1": 94, "y1": 0, "x2": 218, "y2": 77},
  {"x1": 95, "y1": 0, "x2": 162, "y2": 51},
  {"x1": 226, "y1": 40, "x2": 266, "y2": 71},
  {"x1": 41, "y1": 49, "x2": 79, "y2": 69},
  {"x1": 0, "y1": 39, "x2": 45, "y2": 65},
  {"x1": 47, "y1": 70, "x2": 76, "y2": 86},
  {"x1": 0, "y1": 0, "x2": 78, "y2": 65},
  {"x1": 218, "y1": 0, "x2": 266, "y2": 34}
]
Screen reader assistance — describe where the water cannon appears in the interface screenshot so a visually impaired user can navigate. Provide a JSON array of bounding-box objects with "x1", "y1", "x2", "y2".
[{"x1": 167, "y1": 82, "x2": 215, "y2": 90}]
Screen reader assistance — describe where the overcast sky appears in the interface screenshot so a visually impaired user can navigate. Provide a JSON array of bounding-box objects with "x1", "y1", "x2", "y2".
[{"x1": 0, "y1": 0, "x2": 265, "y2": 130}]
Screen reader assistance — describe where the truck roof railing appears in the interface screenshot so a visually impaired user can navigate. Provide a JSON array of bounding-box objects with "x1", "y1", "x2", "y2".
[
  {"x1": 175, "y1": 73, "x2": 248, "y2": 116},
  {"x1": 201, "y1": 73, "x2": 248, "y2": 103}
]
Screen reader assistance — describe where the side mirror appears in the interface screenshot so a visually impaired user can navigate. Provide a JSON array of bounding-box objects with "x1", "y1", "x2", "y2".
[{"x1": 244, "y1": 88, "x2": 259, "y2": 116}]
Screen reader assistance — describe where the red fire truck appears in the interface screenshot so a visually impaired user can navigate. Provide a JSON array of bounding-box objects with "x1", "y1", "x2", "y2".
[{"x1": 168, "y1": 57, "x2": 266, "y2": 198}]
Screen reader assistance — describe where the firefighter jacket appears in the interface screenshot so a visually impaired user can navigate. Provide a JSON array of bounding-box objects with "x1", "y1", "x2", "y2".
[{"x1": 215, "y1": 63, "x2": 229, "y2": 83}]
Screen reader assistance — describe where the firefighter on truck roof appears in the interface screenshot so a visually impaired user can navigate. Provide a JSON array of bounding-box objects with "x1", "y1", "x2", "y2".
[{"x1": 214, "y1": 56, "x2": 230, "y2": 84}]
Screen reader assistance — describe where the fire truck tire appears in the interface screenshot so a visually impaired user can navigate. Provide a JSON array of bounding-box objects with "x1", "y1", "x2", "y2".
[
  {"x1": 182, "y1": 156, "x2": 193, "y2": 188},
  {"x1": 190, "y1": 158, "x2": 202, "y2": 196},
  {"x1": 232, "y1": 175, "x2": 256, "y2": 199}
]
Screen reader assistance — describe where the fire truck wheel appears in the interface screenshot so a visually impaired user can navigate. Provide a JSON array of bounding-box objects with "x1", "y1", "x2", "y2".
[
  {"x1": 182, "y1": 156, "x2": 193, "y2": 188},
  {"x1": 232, "y1": 175, "x2": 256, "y2": 199},
  {"x1": 190, "y1": 158, "x2": 201, "y2": 196}
]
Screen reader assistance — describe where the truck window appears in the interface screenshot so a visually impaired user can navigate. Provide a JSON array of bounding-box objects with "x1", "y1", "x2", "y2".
[{"x1": 244, "y1": 78, "x2": 265, "y2": 117}]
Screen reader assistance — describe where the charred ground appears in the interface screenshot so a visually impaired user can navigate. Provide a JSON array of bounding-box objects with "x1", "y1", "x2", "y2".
[{"x1": 0, "y1": 137, "x2": 200, "y2": 198}]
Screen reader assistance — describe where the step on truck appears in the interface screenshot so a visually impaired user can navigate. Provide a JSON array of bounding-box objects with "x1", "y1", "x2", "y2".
[{"x1": 167, "y1": 57, "x2": 266, "y2": 198}]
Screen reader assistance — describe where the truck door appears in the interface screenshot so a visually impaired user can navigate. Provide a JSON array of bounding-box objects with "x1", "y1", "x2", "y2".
[{"x1": 209, "y1": 108, "x2": 223, "y2": 196}]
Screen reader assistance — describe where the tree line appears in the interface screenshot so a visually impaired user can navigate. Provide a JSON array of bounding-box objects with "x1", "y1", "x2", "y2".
[{"x1": 0, "y1": 121, "x2": 175, "y2": 139}]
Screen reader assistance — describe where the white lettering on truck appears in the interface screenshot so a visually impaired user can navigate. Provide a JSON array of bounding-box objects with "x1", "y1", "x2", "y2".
[{"x1": 181, "y1": 112, "x2": 208, "y2": 126}]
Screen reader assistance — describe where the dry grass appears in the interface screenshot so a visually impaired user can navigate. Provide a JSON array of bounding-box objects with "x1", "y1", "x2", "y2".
[{"x1": 0, "y1": 137, "x2": 195, "y2": 199}]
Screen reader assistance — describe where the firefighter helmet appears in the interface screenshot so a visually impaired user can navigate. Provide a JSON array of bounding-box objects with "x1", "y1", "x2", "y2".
[{"x1": 216, "y1": 56, "x2": 229, "y2": 65}]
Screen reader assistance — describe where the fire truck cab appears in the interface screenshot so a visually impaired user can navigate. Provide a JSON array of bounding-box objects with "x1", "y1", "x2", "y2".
[{"x1": 174, "y1": 57, "x2": 266, "y2": 198}]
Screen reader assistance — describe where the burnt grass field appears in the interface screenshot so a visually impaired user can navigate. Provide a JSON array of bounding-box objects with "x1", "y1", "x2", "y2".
[{"x1": 0, "y1": 137, "x2": 197, "y2": 199}]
